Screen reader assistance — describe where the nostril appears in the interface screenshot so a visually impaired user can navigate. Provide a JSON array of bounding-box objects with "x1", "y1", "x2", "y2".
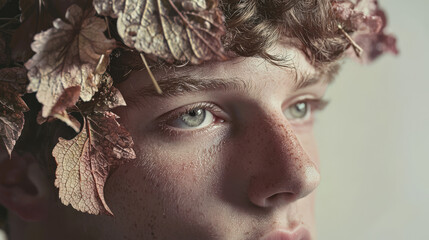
[{"x1": 265, "y1": 192, "x2": 297, "y2": 206}]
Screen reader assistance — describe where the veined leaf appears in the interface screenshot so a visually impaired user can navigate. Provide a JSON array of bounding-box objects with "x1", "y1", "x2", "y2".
[
  {"x1": 53, "y1": 112, "x2": 135, "y2": 215},
  {"x1": 24, "y1": 4, "x2": 116, "y2": 117},
  {"x1": 93, "y1": 0, "x2": 227, "y2": 64},
  {"x1": 0, "y1": 81, "x2": 29, "y2": 157}
]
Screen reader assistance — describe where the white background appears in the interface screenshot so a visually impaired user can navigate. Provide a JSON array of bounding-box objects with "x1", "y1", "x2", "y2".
[
  {"x1": 315, "y1": 0, "x2": 429, "y2": 239},
  {"x1": 1, "y1": 1, "x2": 427, "y2": 240}
]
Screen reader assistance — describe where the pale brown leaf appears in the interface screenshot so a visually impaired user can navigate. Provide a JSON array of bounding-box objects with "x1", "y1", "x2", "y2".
[
  {"x1": 0, "y1": 83, "x2": 29, "y2": 157},
  {"x1": 53, "y1": 112, "x2": 135, "y2": 215},
  {"x1": 24, "y1": 4, "x2": 116, "y2": 117},
  {"x1": 93, "y1": 0, "x2": 227, "y2": 64}
]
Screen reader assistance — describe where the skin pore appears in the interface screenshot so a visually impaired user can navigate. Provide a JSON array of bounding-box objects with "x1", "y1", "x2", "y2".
[{"x1": 5, "y1": 42, "x2": 333, "y2": 240}]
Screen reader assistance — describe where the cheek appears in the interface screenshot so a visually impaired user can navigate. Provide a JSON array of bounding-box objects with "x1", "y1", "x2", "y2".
[{"x1": 102, "y1": 137, "x2": 226, "y2": 238}]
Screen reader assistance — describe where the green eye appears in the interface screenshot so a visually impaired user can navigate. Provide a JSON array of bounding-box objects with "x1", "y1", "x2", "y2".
[
  {"x1": 284, "y1": 102, "x2": 310, "y2": 120},
  {"x1": 180, "y1": 109, "x2": 206, "y2": 127},
  {"x1": 168, "y1": 108, "x2": 215, "y2": 129}
]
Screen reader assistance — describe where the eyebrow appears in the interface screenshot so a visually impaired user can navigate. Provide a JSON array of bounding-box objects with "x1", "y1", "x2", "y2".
[
  {"x1": 126, "y1": 63, "x2": 339, "y2": 104},
  {"x1": 133, "y1": 76, "x2": 250, "y2": 98}
]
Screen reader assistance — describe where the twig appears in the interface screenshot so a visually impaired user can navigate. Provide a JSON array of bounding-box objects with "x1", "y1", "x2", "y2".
[
  {"x1": 140, "y1": 53, "x2": 162, "y2": 94},
  {"x1": 338, "y1": 24, "x2": 363, "y2": 57}
]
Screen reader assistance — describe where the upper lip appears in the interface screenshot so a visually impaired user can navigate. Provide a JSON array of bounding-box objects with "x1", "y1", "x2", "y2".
[{"x1": 260, "y1": 227, "x2": 311, "y2": 240}]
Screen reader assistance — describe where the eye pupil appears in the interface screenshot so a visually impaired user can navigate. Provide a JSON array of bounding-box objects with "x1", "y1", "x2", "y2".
[
  {"x1": 295, "y1": 102, "x2": 306, "y2": 112},
  {"x1": 288, "y1": 102, "x2": 308, "y2": 119},
  {"x1": 180, "y1": 108, "x2": 206, "y2": 127},
  {"x1": 188, "y1": 109, "x2": 201, "y2": 117}
]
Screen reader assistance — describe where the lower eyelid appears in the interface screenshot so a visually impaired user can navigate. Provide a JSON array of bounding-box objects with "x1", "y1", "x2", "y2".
[{"x1": 157, "y1": 118, "x2": 228, "y2": 139}]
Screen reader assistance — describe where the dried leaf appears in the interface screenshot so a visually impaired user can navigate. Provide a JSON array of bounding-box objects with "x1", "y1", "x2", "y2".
[
  {"x1": 0, "y1": 67, "x2": 28, "y2": 94},
  {"x1": 78, "y1": 73, "x2": 126, "y2": 114},
  {"x1": 13, "y1": 0, "x2": 93, "y2": 62},
  {"x1": 93, "y1": 0, "x2": 227, "y2": 64},
  {"x1": 49, "y1": 86, "x2": 81, "y2": 132},
  {"x1": 52, "y1": 112, "x2": 135, "y2": 215},
  {"x1": 24, "y1": 4, "x2": 116, "y2": 117},
  {"x1": 93, "y1": 0, "x2": 125, "y2": 18},
  {"x1": 50, "y1": 86, "x2": 81, "y2": 116},
  {"x1": 52, "y1": 70, "x2": 133, "y2": 215},
  {"x1": 0, "y1": 83, "x2": 29, "y2": 157}
]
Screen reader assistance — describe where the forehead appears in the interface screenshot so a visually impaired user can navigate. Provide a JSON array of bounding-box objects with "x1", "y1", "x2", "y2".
[{"x1": 116, "y1": 43, "x2": 337, "y2": 101}]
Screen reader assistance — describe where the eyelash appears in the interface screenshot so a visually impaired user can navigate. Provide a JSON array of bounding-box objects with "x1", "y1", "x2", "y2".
[{"x1": 157, "y1": 98, "x2": 329, "y2": 135}]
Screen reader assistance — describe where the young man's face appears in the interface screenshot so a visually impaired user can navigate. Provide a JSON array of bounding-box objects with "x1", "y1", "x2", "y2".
[{"x1": 50, "y1": 43, "x2": 330, "y2": 240}]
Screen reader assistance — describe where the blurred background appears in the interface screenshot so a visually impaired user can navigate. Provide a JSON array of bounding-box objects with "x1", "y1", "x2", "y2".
[{"x1": 315, "y1": 0, "x2": 429, "y2": 239}]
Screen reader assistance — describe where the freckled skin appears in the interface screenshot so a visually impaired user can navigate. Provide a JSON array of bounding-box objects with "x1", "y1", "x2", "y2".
[{"x1": 6, "y1": 43, "x2": 327, "y2": 240}]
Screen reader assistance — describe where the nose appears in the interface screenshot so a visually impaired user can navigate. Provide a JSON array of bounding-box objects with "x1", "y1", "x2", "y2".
[{"x1": 247, "y1": 116, "x2": 320, "y2": 208}]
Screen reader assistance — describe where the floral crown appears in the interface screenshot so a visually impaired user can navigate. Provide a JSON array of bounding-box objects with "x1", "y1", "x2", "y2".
[{"x1": 0, "y1": 0, "x2": 397, "y2": 216}]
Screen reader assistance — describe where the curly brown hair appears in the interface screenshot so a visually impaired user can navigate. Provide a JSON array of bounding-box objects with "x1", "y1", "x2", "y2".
[{"x1": 220, "y1": 0, "x2": 349, "y2": 65}]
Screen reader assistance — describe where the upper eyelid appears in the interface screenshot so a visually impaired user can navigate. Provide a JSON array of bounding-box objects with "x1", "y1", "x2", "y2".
[
  {"x1": 157, "y1": 102, "x2": 224, "y2": 124},
  {"x1": 283, "y1": 95, "x2": 328, "y2": 109}
]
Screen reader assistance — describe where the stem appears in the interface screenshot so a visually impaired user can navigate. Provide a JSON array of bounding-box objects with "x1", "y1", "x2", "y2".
[
  {"x1": 338, "y1": 24, "x2": 363, "y2": 57},
  {"x1": 140, "y1": 53, "x2": 162, "y2": 94}
]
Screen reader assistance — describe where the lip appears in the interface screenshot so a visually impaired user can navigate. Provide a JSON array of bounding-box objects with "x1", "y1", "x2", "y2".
[{"x1": 260, "y1": 227, "x2": 311, "y2": 240}]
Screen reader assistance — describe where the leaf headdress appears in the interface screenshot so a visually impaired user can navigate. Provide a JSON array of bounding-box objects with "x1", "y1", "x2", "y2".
[{"x1": 0, "y1": 0, "x2": 397, "y2": 215}]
